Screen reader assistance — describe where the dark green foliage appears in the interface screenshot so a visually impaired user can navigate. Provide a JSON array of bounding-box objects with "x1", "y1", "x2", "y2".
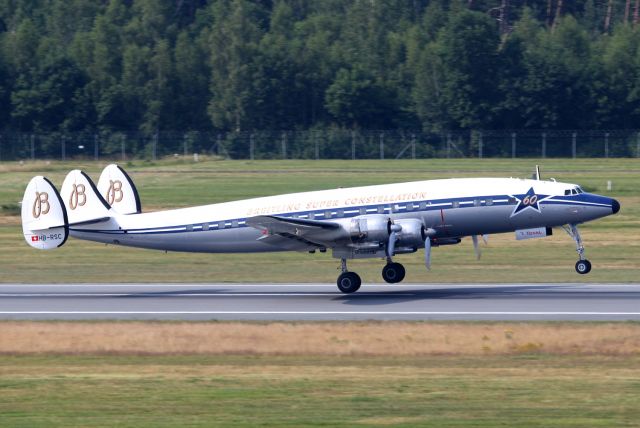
[{"x1": 1, "y1": 0, "x2": 640, "y2": 145}]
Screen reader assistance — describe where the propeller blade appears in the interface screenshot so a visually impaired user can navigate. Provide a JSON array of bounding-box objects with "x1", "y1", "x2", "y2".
[
  {"x1": 387, "y1": 231, "x2": 397, "y2": 258},
  {"x1": 424, "y1": 236, "x2": 431, "y2": 270},
  {"x1": 472, "y1": 235, "x2": 481, "y2": 260},
  {"x1": 482, "y1": 234, "x2": 489, "y2": 245}
]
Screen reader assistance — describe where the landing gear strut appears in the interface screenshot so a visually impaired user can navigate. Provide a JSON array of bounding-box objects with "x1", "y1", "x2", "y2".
[
  {"x1": 382, "y1": 262, "x2": 405, "y2": 283},
  {"x1": 336, "y1": 258, "x2": 361, "y2": 293},
  {"x1": 563, "y1": 224, "x2": 592, "y2": 274}
]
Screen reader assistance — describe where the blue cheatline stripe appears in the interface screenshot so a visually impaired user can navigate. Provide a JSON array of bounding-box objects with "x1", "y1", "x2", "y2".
[
  {"x1": 69, "y1": 193, "x2": 613, "y2": 237},
  {"x1": 544, "y1": 200, "x2": 611, "y2": 208}
]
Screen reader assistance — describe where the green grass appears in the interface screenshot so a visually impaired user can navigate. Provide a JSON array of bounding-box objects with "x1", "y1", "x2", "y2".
[
  {"x1": 1, "y1": 158, "x2": 638, "y2": 283},
  {"x1": 0, "y1": 354, "x2": 639, "y2": 427}
]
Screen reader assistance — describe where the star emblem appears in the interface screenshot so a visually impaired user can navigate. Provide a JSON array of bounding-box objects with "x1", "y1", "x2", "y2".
[{"x1": 510, "y1": 187, "x2": 550, "y2": 217}]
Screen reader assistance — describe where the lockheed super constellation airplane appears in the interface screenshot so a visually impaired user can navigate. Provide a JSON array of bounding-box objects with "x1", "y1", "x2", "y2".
[{"x1": 22, "y1": 165, "x2": 619, "y2": 293}]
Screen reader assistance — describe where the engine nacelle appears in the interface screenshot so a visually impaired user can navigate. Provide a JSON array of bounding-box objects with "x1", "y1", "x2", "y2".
[
  {"x1": 393, "y1": 218, "x2": 425, "y2": 248},
  {"x1": 349, "y1": 215, "x2": 390, "y2": 244}
]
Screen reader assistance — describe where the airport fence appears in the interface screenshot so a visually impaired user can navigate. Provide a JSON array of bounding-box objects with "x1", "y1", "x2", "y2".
[{"x1": 1, "y1": 129, "x2": 639, "y2": 161}]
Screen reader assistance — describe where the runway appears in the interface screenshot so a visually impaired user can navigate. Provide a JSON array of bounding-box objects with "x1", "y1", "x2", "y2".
[{"x1": 0, "y1": 283, "x2": 639, "y2": 321}]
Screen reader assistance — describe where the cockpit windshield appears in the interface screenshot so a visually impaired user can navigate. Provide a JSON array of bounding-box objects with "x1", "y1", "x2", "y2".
[{"x1": 564, "y1": 187, "x2": 584, "y2": 196}]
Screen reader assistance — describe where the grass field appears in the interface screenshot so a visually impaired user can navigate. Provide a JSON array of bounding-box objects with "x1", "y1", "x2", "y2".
[
  {"x1": 0, "y1": 158, "x2": 638, "y2": 283},
  {"x1": 1, "y1": 159, "x2": 640, "y2": 426},
  {"x1": 0, "y1": 321, "x2": 639, "y2": 427},
  {"x1": 1, "y1": 354, "x2": 640, "y2": 427}
]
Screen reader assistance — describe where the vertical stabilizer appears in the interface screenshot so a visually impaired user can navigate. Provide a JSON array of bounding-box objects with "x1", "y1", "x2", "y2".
[
  {"x1": 97, "y1": 164, "x2": 141, "y2": 214},
  {"x1": 21, "y1": 176, "x2": 69, "y2": 249},
  {"x1": 60, "y1": 170, "x2": 112, "y2": 225}
]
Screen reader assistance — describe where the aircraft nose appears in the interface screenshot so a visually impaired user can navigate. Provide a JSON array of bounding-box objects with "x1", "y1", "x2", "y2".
[{"x1": 611, "y1": 199, "x2": 620, "y2": 214}]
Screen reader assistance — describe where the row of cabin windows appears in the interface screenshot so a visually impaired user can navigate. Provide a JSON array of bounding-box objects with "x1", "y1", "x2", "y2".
[{"x1": 192, "y1": 198, "x2": 513, "y2": 231}]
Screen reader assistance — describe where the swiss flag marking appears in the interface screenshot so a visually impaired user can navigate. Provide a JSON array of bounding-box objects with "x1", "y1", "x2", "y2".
[{"x1": 31, "y1": 235, "x2": 39, "y2": 242}]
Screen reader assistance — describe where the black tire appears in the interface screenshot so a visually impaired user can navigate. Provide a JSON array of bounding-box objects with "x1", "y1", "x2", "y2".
[
  {"x1": 337, "y1": 272, "x2": 362, "y2": 293},
  {"x1": 575, "y1": 259, "x2": 592, "y2": 274},
  {"x1": 382, "y1": 262, "x2": 406, "y2": 284}
]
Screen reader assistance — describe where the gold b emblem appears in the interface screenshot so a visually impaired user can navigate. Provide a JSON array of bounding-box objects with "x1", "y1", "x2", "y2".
[
  {"x1": 69, "y1": 184, "x2": 86, "y2": 210},
  {"x1": 106, "y1": 180, "x2": 124, "y2": 205},
  {"x1": 32, "y1": 192, "x2": 50, "y2": 218}
]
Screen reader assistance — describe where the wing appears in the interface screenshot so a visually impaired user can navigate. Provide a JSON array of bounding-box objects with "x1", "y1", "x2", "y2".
[{"x1": 246, "y1": 215, "x2": 341, "y2": 251}]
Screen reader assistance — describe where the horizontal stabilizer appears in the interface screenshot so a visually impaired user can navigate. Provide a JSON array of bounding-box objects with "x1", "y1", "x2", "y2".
[
  {"x1": 21, "y1": 176, "x2": 68, "y2": 249},
  {"x1": 97, "y1": 164, "x2": 141, "y2": 214}
]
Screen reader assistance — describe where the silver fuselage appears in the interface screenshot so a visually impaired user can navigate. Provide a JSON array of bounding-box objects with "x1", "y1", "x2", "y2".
[{"x1": 69, "y1": 177, "x2": 619, "y2": 256}]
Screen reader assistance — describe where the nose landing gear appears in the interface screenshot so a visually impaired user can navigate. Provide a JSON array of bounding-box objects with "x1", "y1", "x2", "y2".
[
  {"x1": 575, "y1": 259, "x2": 592, "y2": 274},
  {"x1": 563, "y1": 224, "x2": 592, "y2": 274}
]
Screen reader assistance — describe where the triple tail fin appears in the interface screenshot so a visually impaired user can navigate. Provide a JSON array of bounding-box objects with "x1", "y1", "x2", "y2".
[
  {"x1": 97, "y1": 164, "x2": 141, "y2": 214},
  {"x1": 21, "y1": 177, "x2": 69, "y2": 249},
  {"x1": 60, "y1": 170, "x2": 112, "y2": 226}
]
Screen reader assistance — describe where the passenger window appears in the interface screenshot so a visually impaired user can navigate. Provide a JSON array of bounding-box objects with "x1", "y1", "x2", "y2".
[
  {"x1": 231, "y1": 220, "x2": 238, "y2": 228},
  {"x1": 325, "y1": 211, "x2": 331, "y2": 218},
  {"x1": 309, "y1": 212, "x2": 315, "y2": 220},
  {"x1": 452, "y1": 201, "x2": 460, "y2": 209},
  {"x1": 359, "y1": 207, "x2": 366, "y2": 215},
  {"x1": 377, "y1": 206, "x2": 384, "y2": 214},
  {"x1": 508, "y1": 197, "x2": 517, "y2": 205},
  {"x1": 474, "y1": 199, "x2": 481, "y2": 207},
  {"x1": 419, "y1": 202, "x2": 427, "y2": 210},
  {"x1": 486, "y1": 198, "x2": 493, "y2": 206},
  {"x1": 203, "y1": 223, "x2": 209, "y2": 231},
  {"x1": 337, "y1": 210, "x2": 344, "y2": 218},
  {"x1": 219, "y1": 221, "x2": 225, "y2": 229},
  {"x1": 406, "y1": 203, "x2": 413, "y2": 211}
]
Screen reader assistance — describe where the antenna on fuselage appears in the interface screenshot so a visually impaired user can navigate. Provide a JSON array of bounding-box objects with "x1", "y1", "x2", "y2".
[{"x1": 532, "y1": 165, "x2": 541, "y2": 181}]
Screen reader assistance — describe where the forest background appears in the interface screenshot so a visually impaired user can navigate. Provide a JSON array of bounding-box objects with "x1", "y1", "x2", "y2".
[{"x1": 1, "y1": 0, "x2": 640, "y2": 158}]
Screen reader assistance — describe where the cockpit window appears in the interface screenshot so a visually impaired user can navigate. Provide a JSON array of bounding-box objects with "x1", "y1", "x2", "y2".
[{"x1": 564, "y1": 189, "x2": 571, "y2": 196}]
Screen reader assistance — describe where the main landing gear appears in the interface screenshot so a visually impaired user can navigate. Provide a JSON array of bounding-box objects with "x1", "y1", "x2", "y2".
[
  {"x1": 337, "y1": 259, "x2": 361, "y2": 293},
  {"x1": 563, "y1": 224, "x2": 592, "y2": 274},
  {"x1": 336, "y1": 259, "x2": 408, "y2": 293},
  {"x1": 382, "y1": 262, "x2": 405, "y2": 283}
]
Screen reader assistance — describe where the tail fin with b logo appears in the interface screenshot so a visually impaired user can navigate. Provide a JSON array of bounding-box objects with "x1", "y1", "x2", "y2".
[
  {"x1": 60, "y1": 170, "x2": 112, "y2": 226},
  {"x1": 97, "y1": 164, "x2": 141, "y2": 214},
  {"x1": 21, "y1": 176, "x2": 69, "y2": 249}
]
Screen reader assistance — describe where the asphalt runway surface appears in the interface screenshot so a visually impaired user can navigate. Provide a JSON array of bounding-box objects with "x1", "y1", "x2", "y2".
[{"x1": 0, "y1": 283, "x2": 639, "y2": 321}]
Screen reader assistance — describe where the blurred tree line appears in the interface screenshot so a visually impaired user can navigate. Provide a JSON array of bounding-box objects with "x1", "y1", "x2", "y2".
[{"x1": 1, "y1": 0, "x2": 640, "y2": 136}]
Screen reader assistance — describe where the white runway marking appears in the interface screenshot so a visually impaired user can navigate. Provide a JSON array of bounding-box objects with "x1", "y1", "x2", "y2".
[
  {"x1": 1, "y1": 283, "x2": 632, "y2": 288},
  {"x1": 0, "y1": 293, "x2": 414, "y2": 297},
  {"x1": 1, "y1": 311, "x2": 640, "y2": 316}
]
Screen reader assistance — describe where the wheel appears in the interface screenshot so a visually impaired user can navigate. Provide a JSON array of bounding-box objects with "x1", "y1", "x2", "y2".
[
  {"x1": 382, "y1": 262, "x2": 406, "y2": 284},
  {"x1": 575, "y1": 259, "x2": 592, "y2": 274},
  {"x1": 337, "y1": 272, "x2": 361, "y2": 293}
]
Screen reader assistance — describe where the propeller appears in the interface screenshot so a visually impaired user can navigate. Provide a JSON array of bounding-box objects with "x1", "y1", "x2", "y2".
[
  {"x1": 387, "y1": 231, "x2": 397, "y2": 258},
  {"x1": 422, "y1": 227, "x2": 436, "y2": 270},
  {"x1": 472, "y1": 235, "x2": 481, "y2": 260},
  {"x1": 424, "y1": 236, "x2": 431, "y2": 270},
  {"x1": 386, "y1": 223, "x2": 401, "y2": 258},
  {"x1": 471, "y1": 234, "x2": 489, "y2": 260}
]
